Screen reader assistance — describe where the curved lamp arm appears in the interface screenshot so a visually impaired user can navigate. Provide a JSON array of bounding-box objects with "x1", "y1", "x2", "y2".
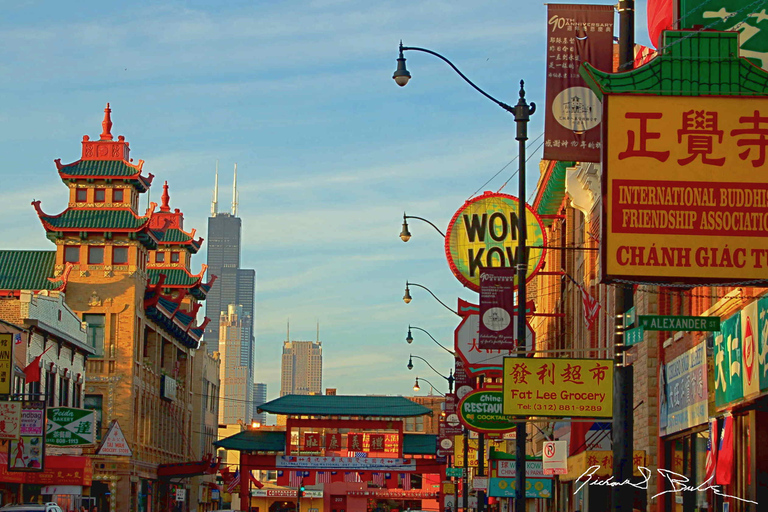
[
  {"x1": 407, "y1": 325, "x2": 455, "y2": 355},
  {"x1": 413, "y1": 376, "x2": 447, "y2": 397},
  {"x1": 404, "y1": 281, "x2": 459, "y2": 316},
  {"x1": 401, "y1": 212, "x2": 445, "y2": 241},
  {"x1": 408, "y1": 354, "x2": 450, "y2": 380},
  {"x1": 398, "y1": 42, "x2": 515, "y2": 115}
]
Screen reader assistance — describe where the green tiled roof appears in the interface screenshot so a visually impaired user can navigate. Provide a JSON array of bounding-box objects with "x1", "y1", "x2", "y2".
[
  {"x1": 59, "y1": 160, "x2": 142, "y2": 177},
  {"x1": 258, "y1": 395, "x2": 432, "y2": 418},
  {"x1": 0, "y1": 251, "x2": 59, "y2": 291},
  {"x1": 147, "y1": 268, "x2": 200, "y2": 287},
  {"x1": 213, "y1": 430, "x2": 436, "y2": 456},
  {"x1": 39, "y1": 209, "x2": 149, "y2": 230},
  {"x1": 213, "y1": 431, "x2": 286, "y2": 451},
  {"x1": 160, "y1": 229, "x2": 194, "y2": 243},
  {"x1": 535, "y1": 161, "x2": 572, "y2": 225},
  {"x1": 581, "y1": 31, "x2": 768, "y2": 98}
]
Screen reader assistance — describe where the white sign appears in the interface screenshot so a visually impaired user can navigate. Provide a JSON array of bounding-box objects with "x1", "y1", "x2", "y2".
[
  {"x1": 275, "y1": 455, "x2": 415, "y2": 471},
  {"x1": 455, "y1": 314, "x2": 520, "y2": 374},
  {"x1": 0, "y1": 401, "x2": 22, "y2": 440},
  {"x1": 97, "y1": 420, "x2": 133, "y2": 456},
  {"x1": 176, "y1": 489, "x2": 186, "y2": 502},
  {"x1": 542, "y1": 441, "x2": 568, "y2": 475},
  {"x1": 472, "y1": 477, "x2": 488, "y2": 491},
  {"x1": 161, "y1": 375, "x2": 177, "y2": 401},
  {"x1": 497, "y1": 460, "x2": 551, "y2": 478}
]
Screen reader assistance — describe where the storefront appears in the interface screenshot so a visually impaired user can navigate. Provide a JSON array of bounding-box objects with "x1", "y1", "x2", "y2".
[{"x1": 0, "y1": 454, "x2": 92, "y2": 506}]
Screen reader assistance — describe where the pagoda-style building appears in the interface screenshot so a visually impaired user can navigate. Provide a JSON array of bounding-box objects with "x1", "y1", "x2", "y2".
[{"x1": 28, "y1": 104, "x2": 217, "y2": 511}]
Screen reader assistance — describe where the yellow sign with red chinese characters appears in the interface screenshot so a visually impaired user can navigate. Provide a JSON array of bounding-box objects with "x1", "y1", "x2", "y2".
[
  {"x1": 502, "y1": 358, "x2": 613, "y2": 418},
  {"x1": 604, "y1": 94, "x2": 768, "y2": 283}
]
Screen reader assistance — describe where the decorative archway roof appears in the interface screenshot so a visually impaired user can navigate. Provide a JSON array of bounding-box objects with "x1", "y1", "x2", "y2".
[
  {"x1": 149, "y1": 181, "x2": 204, "y2": 252},
  {"x1": 146, "y1": 267, "x2": 215, "y2": 301},
  {"x1": 143, "y1": 275, "x2": 211, "y2": 348},
  {"x1": 257, "y1": 395, "x2": 433, "y2": 418}
]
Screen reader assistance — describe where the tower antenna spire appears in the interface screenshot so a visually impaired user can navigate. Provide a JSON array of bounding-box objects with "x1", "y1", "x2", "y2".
[
  {"x1": 287, "y1": 319, "x2": 290, "y2": 342},
  {"x1": 232, "y1": 163, "x2": 238, "y2": 216},
  {"x1": 212, "y1": 160, "x2": 219, "y2": 216}
]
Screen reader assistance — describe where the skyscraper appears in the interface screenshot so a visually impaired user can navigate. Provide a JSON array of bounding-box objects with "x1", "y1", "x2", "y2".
[
  {"x1": 280, "y1": 340, "x2": 323, "y2": 396},
  {"x1": 219, "y1": 305, "x2": 253, "y2": 423},
  {"x1": 253, "y1": 382, "x2": 267, "y2": 425},
  {"x1": 205, "y1": 163, "x2": 255, "y2": 373}
]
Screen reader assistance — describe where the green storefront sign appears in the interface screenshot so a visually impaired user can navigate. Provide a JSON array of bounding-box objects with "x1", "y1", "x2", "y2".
[
  {"x1": 46, "y1": 407, "x2": 95, "y2": 446},
  {"x1": 446, "y1": 468, "x2": 464, "y2": 477},
  {"x1": 488, "y1": 477, "x2": 552, "y2": 499},
  {"x1": 459, "y1": 390, "x2": 516, "y2": 433},
  {"x1": 638, "y1": 315, "x2": 720, "y2": 332},
  {"x1": 681, "y1": 1, "x2": 768, "y2": 70},
  {"x1": 625, "y1": 326, "x2": 644, "y2": 347}
]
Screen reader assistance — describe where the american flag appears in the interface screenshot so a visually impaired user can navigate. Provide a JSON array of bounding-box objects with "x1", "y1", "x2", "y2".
[
  {"x1": 344, "y1": 472, "x2": 362, "y2": 482},
  {"x1": 289, "y1": 471, "x2": 305, "y2": 488},
  {"x1": 347, "y1": 451, "x2": 368, "y2": 458},
  {"x1": 13, "y1": 334, "x2": 22, "y2": 345},
  {"x1": 317, "y1": 471, "x2": 331, "y2": 484},
  {"x1": 400, "y1": 473, "x2": 411, "y2": 490},
  {"x1": 704, "y1": 418, "x2": 717, "y2": 482},
  {"x1": 372, "y1": 473, "x2": 385, "y2": 486},
  {"x1": 227, "y1": 469, "x2": 240, "y2": 493},
  {"x1": 580, "y1": 286, "x2": 601, "y2": 330}
]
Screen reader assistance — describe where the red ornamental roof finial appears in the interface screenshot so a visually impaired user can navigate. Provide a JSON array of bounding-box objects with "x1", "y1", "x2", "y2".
[
  {"x1": 101, "y1": 102, "x2": 113, "y2": 141},
  {"x1": 161, "y1": 181, "x2": 171, "y2": 212}
]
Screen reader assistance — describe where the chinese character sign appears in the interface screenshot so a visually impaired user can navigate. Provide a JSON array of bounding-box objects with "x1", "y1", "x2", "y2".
[
  {"x1": 478, "y1": 268, "x2": 535, "y2": 350},
  {"x1": 304, "y1": 433, "x2": 322, "y2": 452},
  {"x1": 604, "y1": 95, "x2": 768, "y2": 282},
  {"x1": 664, "y1": 343, "x2": 708, "y2": 434},
  {"x1": 544, "y1": 3, "x2": 615, "y2": 162},
  {"x1": 502, "y1": 358, "x2": 613, "y2": 417},
  {"x1": 0, "y1": 334, "x2": 12, "y2": 395},
  {"x1": 0, "y1": 401, "x2": 21, "y2": 440}
]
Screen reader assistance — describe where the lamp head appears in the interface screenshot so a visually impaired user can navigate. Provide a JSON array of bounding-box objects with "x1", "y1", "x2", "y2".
[
  {"x1": 406, "y1": 327, "x2": 413, "y2": 344},
  {"x1": 403, "y1": 283, "x2": 412, "y2": 304},
  {"x1": 400, "y1": 214, "x2": 412, "y2": 242},
  {"x1": 393, "y1": 43, "x2": 411, "y2": 87},
  {"x1": 413, "y1": 378, "x2": 420, "y2": 391},
  {"x1": 407, "y1": 355, "x2": 413, "y2": 370}
]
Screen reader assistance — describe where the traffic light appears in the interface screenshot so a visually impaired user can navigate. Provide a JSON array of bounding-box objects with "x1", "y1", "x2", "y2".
[{"x1": 298, "y1": 482, "x2": 305, "y2": 498}]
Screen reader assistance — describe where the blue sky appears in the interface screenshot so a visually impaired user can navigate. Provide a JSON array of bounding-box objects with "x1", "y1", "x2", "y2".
[{"x1": 0, "y1": 1, "x2": 652, "y2": 401}]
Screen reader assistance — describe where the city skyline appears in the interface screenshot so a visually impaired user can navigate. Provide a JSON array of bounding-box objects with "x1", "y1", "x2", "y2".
[{"x1": 0, "y1": 0, "x2": 653, "y2": 401}]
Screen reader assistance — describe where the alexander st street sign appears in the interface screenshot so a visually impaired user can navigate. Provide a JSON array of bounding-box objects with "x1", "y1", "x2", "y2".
[{"x1": 637, "y1": 315, "x2": 720, "y2": 332}]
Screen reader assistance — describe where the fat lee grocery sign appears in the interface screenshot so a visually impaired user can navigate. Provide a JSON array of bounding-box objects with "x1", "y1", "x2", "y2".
[
  {"x1": 458, "y1": 389, "x2": 516, "y2": 433},
  {"x1": 502, "y1": 358, "x2": 613, "y2": 418},
  {"x1": 445, "y1": 191, "x2": 547, "y2": 292},
  {"x1": 604, "y1": 94, "x2": 768, "y2": 283}
]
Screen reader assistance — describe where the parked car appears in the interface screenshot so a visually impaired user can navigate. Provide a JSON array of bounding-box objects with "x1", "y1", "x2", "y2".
[{"x1": 0, "y1": 504, "x2": 63, "y2": 512}]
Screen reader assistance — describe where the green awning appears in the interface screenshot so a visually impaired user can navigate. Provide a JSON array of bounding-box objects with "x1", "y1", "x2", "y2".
[{"x1": 257, "y1": 395, "x2": 432, "y2": 418}]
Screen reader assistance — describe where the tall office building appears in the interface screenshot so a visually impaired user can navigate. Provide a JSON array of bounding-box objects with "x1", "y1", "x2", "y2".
[
  {"x1": 280, "y1": 340, "x2": 323, "y2": 396},
  {"x1": 253, "y1": 383, "x2": 267, "y2": 425},
  {"x1": 205, "y1": 163, "x2": 256, "y2": 382},
  {"x1": 219, "y1": 305, "x2": 253, "y2": 423}
]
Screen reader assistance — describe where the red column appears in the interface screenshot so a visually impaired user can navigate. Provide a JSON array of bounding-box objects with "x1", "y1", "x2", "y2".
[{"x1": 240, "y1": 451, "x2": 250, "y2": 511}]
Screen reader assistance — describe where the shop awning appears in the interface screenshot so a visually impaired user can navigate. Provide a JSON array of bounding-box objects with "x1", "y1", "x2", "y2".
[{"x1": 0, "y1": 454, "x2": 92, "y2": 485}]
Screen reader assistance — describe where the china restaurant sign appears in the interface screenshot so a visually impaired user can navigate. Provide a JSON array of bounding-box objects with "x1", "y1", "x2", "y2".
[
  {"x1": 603, "y1": 95, "x2": 768, "y2": 283},
  {"x1": 445, "y1": 192, "x2": 547, "y2": 292}
]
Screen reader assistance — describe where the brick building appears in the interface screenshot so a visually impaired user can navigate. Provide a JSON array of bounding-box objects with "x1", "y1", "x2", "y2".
[{"x1": 0, "y1": 104, "x2": 218, "y2": 511}]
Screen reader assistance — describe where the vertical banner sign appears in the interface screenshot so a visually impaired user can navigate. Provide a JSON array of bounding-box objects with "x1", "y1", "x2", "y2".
[
  {"x1": 759, "y1": 296, "x2": 768, "y2": 392},
  {"x1": 8, "y1": 401, "x2": 45, "y2": 472},
  {"x1": 664, "y1": 343, "x2": 708, "y2": 435},
  {"x1": 478, "y1": 268, "x2": 535, "y2": 350},
  {"x1": 445, "y1": 192, "x2": 547, "y2": 293},
  {"x1": 0, "y1": 334, "x2": 12, "y2": 395},
  {"x1": 680, "y1": 1, "x2": 768, "y2": 70},
  {"x1": 544, "y1": 4, "x2": 615, "y2": 162},
  {"x1": 0, "y1": 401, "x2": 22, "y2": 440}
]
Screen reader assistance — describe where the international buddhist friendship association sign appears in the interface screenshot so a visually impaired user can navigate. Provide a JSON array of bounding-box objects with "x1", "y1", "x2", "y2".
[
  {"x1": 502, "y1": 358, "x2": 613, "y2": 418},
  {"x1": 603, "y1": 94, "x2": 768, "y2": 283},
  {"x1": 445, "y1": 191, "x2": 547, "y2": 292}
]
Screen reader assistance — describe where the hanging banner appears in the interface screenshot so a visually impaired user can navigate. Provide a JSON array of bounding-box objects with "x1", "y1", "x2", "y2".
[
  {"x1": 603, "y1": 94, "x2": 768, "y2": 283},
  {"x1": 664, "y1": 343, "x2": 708, "y2": 435},
  {"x1": 0, "y1": 334, "x2": 12, "y2": 395},
  {"x1": 478, "y1": 268, "x2": 535, "y2": 350},
  {"x1": 544, "y1": 3, "x2": 615, "y2": 161},
  {"x1": 0, "y1": 402, "x2": 21, "y2": 440},
  {"x1": 445, "y1": 192, "x2": 546, "y2": 293}
]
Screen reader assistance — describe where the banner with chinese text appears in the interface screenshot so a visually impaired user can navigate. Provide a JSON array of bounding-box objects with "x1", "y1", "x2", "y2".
[
  {"x1": 544, "y1": 4, "x2": 615, "y2": 161},
  {"x1": 478, "y1": 268, "x2": 534, "y2": 350},
  {"x1": 603, "y1": 95, "x2": 768, "y2": 282},
  {"x1": 502, "y1": 358, "x2": 613, "y2": 417},
  {"x1": 663, "y1": 343, "x2": 708, "y2": 435}
]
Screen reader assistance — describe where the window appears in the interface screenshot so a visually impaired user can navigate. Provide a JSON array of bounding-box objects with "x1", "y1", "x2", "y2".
[
  {"x1": 94, "y1": 189, "x2": 106, "y2": 202},
  {"x1": 45, "y1": 369, "x2": 56, "y2": 407},
  {"x1": 113, "y1": 189, "x2": 124, "y2": 202},
  {"x1": 76, "y1": 188, "x2": 87, "y2": 202},
  {"x1": 113, "y1": 247, "x2": 128, "y2": 265},
  {"x1": 84, "y1": 394, "x2": 103, "y2": 440},
  {"x1": 60, "y1": 376, "x2": 70, "y2": 406},
  {"x1": 83, "y1": 314, "x2": 105, "y2": 357},
  {"x1": 171, "y1": 252, "x2": 180, "y2": 263},
  {"x1": 88, "y1": 246, "x2": 104, "y2": 264},
  {"x1": 64, "y1": 246, "x2": 80, "y2": 263},
  {"x1": 155, "y1": 252, "x2": 165, "y2": 263},
  {"x1": 72, "y1": 381, "x2": 82, "y2": 408},
  {"x1": 28, "y1": 380, "x2": 41, "y2": 401}
]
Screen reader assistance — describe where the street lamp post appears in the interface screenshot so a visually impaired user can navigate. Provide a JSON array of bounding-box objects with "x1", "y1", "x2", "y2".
[
  {"x1": 408, "y1": 355, "x2": 455, "y2": 393},
  {"x1": 394, "y1": 43, "x2": 534, "y2": 512},
  {"x1": 400, "y1": 212, "x2": 446, "y2": 241},
  {"x1": 403, "y1": 281, "x2": 459, "y2": 316},
  {"x1": 407, "y1": 325, "x2": 455, "y2": 355}
]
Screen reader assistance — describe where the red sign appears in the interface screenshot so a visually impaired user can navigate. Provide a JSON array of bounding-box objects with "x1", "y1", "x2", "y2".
[
  {"x1": 347, "y1": 433, "x2": 364, "y2": 452},
  {"x1": 0, "y1": 454, "x2": 91, "y2": 485},
  {"x1": 369, "y1": 434, "x2": 386, "y2": 452},
  {"x1": 325, "y1": 433, "x2": 342, "y2": 451},
  {"x1": 304, "y1": 433, "x2": 322, "y2": 452},
  {"x1": 543, "y1": 3, "x2": 615, "y2": 161},
  {"x1": 478, "y1": 268, "x2": 535, "y2": 350}
]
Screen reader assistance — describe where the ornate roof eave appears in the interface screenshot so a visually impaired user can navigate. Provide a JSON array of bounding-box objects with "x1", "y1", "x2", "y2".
[
  {"x1": 533, "y1": 161, "x2": 573, "y2": 225},
  {"x1": 55, "y1": 159, "x2": 155, "y2": 193},
  {"x1": 580, "y1": 30, "x2": 768, "y2": 99},
  {"x1": 46, "y1": 262, "x2": 75, "y2": 292}
]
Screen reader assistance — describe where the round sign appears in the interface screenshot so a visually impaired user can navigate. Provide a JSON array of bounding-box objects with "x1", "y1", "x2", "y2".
[
  {"x1": 551, "y1": 86, "x2": 602, "y2": 133},
  {"x1": 445, "y1": 191, "x2": 547, "y2": 292},
  {"x1": 440, "y1": 437, "x2": 454, "y2": 450},
  {"x1": 456, "y1": 385, "x2": 474, "y2": 400},
  {"x1": 483, "y1": 307, "x2": 511, "y2": 331}
]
